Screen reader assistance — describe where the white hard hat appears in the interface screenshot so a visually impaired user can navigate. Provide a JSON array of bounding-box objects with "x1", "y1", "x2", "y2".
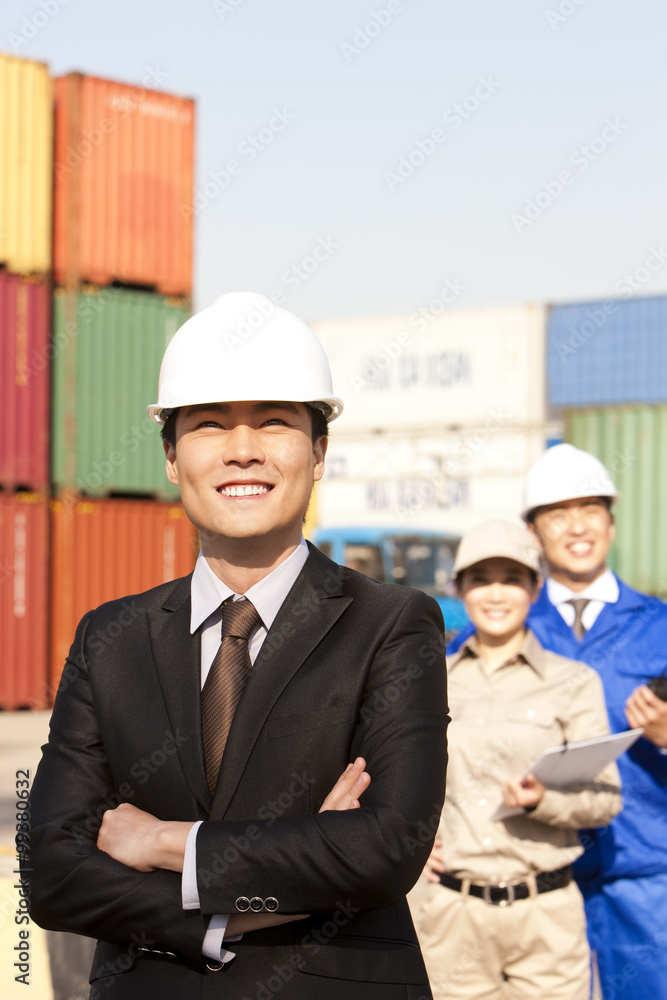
[
  {"x1": 147, "y1": 292, "x2": 343, "y2": 425},
  {"x1": 522, "y1": 443, "x2": 618, "y2": 521}
]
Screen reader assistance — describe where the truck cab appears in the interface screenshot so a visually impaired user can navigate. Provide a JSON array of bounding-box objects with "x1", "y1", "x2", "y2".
[{"x1": 312, "y1": 526, "x2": 468, "y2": 639}]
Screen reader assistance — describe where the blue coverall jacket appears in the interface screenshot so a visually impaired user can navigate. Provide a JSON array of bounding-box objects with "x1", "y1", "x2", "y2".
[{"x1": 447, "y1": 575, "x2": 667, "y2": 881}]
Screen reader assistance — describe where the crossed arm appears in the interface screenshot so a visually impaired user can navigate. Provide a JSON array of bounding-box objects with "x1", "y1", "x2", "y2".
[
  {"x1": 30, "y1": 591, "x2": 447, "y2": 955},
  {"x1": 96, "y1": 758, "x2": 371, "y2": 934}
]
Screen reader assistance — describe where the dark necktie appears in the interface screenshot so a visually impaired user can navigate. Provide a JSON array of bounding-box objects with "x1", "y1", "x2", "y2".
[
  {"x1": 202, "y1": 597, "x2": 261, "y2": 794},
  {"x1": 567, "y1": 598, "x2": 590, "y2": 641}
]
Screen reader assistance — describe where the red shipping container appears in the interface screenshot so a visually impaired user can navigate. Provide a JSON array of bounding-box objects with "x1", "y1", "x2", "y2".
[
  {"x1": 54, "y1": 73, "x2": 195, "y2": 295},
  {"x1": 0, "y1": 492, "x2": 49, "y2": 709},
  {"x1": 0, "y1": 273, "x2": 50, "y2": 490},
  {"x1": 50, "y1": 496, "x2": 197, "y2": 693}
]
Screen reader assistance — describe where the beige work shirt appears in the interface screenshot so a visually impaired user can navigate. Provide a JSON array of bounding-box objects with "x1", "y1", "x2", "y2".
[{"x1": 440, "y1": 629, "x2": 621, "y2": 882}]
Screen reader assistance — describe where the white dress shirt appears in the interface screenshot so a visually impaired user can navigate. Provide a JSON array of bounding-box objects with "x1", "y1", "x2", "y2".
[
  {"x1": 547, "y1": 567, "x2": 620, "y2": 632},
  {"x1": 181, "y1": 538, "x2": 310, "y2": 963}
]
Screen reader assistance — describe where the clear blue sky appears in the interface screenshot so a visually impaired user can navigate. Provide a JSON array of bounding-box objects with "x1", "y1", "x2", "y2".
[{"x1": 2, "y1": 0, "x2": 665, "y2": 320}]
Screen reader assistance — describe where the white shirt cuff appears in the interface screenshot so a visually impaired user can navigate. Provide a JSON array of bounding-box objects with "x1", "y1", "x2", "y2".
[
  {"x1": 181, "y1": 821, "x2": 242, "y2": 962},
  {"x1": 181, "y1": 821, "x2": 203, "y2": 909},
  {"x1": 203, "y1": 914, "x2": 239, "y2": 962}
]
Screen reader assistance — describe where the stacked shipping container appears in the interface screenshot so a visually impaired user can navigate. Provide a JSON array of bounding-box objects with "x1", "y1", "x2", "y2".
[
  {"x1": 0, "y1": 56, "x2": 52, "y2": 707},
  {"x1": 50, "y1": 498, "x2": 197, "y2": 689},
  {"x1": 549, "y1": 296, "x2": 667, "y2": 594},
  {"x1": 0, "y1": 493, "x2": 49, "y2": 709},
  {"x1": 0, "y1": 55, "x2": 198, "y2": 707},
  {"x1": 313, "y1": 305, "x2": 556, "y2": 537},
  {"x1": 53, "y1": 73, "x2": 194, "y2": 294},
  {"x1": 51, "y1": 286, "x2": 189, "y2": 497},
  {"x1": 48, "y1": 71, "x2": 197, "y2": 694}
]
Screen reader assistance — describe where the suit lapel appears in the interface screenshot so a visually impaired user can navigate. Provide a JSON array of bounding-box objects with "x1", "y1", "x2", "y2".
[
  {"x1": 209, "y1": 547, "x2": 352, "y2": 820},
  {"x1": 146, "y1": 576, "x2": 212, "y2": 813}
]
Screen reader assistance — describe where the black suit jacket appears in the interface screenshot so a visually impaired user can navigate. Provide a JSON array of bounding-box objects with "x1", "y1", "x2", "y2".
[{"x1": 30, "y1": 545, "x2": 448, "y2": 999}]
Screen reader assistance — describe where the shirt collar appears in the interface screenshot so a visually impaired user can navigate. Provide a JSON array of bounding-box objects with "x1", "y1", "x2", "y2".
[
  {"x1": 190, "y1": 537, "x2": 309, "y2": 634},
  {"x1": 546, "y1": 567, "x2": 619, "y2": 607},
  {"x1": 449, "y1": 628, "x2": 546, "y2": 678}
]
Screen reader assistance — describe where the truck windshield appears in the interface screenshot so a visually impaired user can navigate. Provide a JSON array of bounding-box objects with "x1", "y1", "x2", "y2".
[{"x1": 390, "y1": 537, "x2": 457, "y2": 595}]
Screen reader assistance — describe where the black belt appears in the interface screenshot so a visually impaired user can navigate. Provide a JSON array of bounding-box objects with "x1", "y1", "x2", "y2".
[{"x1": 439, "y1": 865, "x2": 572, "y2": 906}]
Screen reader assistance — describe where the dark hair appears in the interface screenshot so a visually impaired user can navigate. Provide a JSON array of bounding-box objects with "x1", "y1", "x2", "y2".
[
  {"x1": 456, "y1": 564, "x2": 540, "y2": 590},
  {"x1": 160, "y1": 403, "x2": 329, "y2": 448},
  {"x1": 525, "y1": 495, "x2": 613, "y2": 525}
]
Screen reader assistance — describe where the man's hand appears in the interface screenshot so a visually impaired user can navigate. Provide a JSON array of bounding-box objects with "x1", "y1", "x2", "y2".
[
  {"x1": 97, "y1": 803, "x2": 193, "y2": 873},
  {"x1": 423, "y1": 837, "x2": 445, "y2": 883},
  {"x1": 502, "y1": 773, "x2": 546, "y2": 810},
  {"x1": 318, "y1": 757, "x2": 370, "y2": 812},
  {"x1": 626, "y1": 685, "x2": 667, "y2": 747}
]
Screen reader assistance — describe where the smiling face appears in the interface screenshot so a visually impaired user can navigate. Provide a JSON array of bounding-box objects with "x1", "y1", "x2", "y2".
[
  {"x1": 457, "y1": 557, "x2": 539, "y2": 645},
  {"x1": 164, "y1": 400, "x2": 327, "y2": 562},
  {"x1": 528, "y1": 496, "x2": 614, "y2": 590}
]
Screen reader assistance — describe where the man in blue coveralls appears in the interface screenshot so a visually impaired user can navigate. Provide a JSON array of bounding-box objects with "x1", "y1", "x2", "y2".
[{"x1": 449, "y1": 443, "x2": 667, "y2": 999}]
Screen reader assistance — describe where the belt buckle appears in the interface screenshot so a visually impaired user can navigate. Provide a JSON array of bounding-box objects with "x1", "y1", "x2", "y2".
[{"x1": 482, "y1": 881, "x2": 515, "y2": 907}]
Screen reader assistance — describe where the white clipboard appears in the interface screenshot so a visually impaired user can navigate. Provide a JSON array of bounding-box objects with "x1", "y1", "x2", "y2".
[{"x1": 491, "y1": 728, "x2": 643, "y2": 821}]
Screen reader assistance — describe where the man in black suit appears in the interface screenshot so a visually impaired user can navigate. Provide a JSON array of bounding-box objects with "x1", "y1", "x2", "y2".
[{"x1": 29, "y1": 293, "x2": 448, "y2": 999}]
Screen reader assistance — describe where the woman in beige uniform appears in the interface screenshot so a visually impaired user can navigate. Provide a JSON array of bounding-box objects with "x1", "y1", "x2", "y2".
[{"x1": 409, "y1": 521, "x2": 621, "y2": 1000}]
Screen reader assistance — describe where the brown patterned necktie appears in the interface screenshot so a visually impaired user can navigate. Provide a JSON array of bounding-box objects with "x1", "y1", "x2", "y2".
[
  {"x1": 567, "y1": 598, "x2": 590, "y2": 641},
  {"x1": 202, "y1": 597, "x2": 261, "y2": 794}
]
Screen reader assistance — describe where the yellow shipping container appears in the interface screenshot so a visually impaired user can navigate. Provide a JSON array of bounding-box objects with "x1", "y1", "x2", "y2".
[{"x1": 0, "y1": 54, "x2": 52, "y2": 274}]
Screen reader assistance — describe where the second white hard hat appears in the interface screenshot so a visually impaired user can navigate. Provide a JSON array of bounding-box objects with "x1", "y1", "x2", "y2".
[
  {"x1": 522, "y1": 443, "x2": 618, "y2": 521},
  {"x1": 147, "y1": 292, "x2": 343, "y2": 425}
]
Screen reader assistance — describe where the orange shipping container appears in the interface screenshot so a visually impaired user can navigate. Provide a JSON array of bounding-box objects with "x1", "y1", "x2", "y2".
[
  {"x1": 54, "y1": 73, "x2": 195, "y2": 295},
  {"x1": 50, "y1": 497, "x2": 197, "y2": 693},
  {"x1": 0, "y1": 492, "x2": 49, "y2": 710}
]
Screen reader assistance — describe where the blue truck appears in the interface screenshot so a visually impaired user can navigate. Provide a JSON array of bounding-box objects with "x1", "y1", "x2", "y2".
[{"x1": 311, "y1": 526, "x2": 468, "y2": 639}]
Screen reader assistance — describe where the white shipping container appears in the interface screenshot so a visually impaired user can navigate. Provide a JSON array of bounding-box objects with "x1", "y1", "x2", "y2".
[
  {"x1": 318, "y1": 425, "x2": 557, "y2": 536},
  {"x1": 312, "y1": 304, "x2": 547, "y2": 433}
]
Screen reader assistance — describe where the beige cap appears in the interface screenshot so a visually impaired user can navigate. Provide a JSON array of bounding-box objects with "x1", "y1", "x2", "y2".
[{"x1": 453, "y1": 520, "x2": 541, "y2": 578}]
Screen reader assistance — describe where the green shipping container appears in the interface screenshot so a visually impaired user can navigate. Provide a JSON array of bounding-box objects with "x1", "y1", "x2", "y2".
[
  {"x1": 52, "y1": 286, "x2": 190, "y2": 498},
  {"x1": 565, "y1": 405, "x2": 667, "y2": 595}
]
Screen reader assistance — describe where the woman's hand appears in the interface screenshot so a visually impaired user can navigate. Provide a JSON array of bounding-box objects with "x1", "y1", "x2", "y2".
[
  {"x1": 423, "y1": 837, "x2": 445, "y2": 883},
  {"x1": 501, "y1": 773, "x2": 546, "y2": 809}
]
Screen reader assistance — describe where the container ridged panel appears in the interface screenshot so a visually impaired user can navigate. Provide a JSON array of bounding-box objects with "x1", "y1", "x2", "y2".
[
  {"x1": 565, "y1": 405, "x2": 667, "y2": 595},
  {"x1": 49, "y1": 497, "x2": 197, "y2": 693},
  {"x1": 0, "y1": 272, "x2": 50, "y2": 489},
  {"x1": 51, "y1": 286, "x2": 189, "y2": 497},
  {"x1": 548, "y1": 297, "x2": 667, "y2": 407},
  {"x1": 313, "y1": 304, "x2": 547, "y2": 432},
  {"x1": 0, "y1": 492, "x2": 49, "y2": 709},
  {"x1": 54, "y1": 73, "x2": 194, "y2": 294},
  {"x1": 0, "y1": 55, "x2": 52, "y2": 273}
]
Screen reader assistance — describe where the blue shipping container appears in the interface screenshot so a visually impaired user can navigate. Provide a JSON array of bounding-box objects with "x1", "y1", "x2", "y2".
[{"x1": 547, "y1": 295, "x2": 667, "y2": 408}]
